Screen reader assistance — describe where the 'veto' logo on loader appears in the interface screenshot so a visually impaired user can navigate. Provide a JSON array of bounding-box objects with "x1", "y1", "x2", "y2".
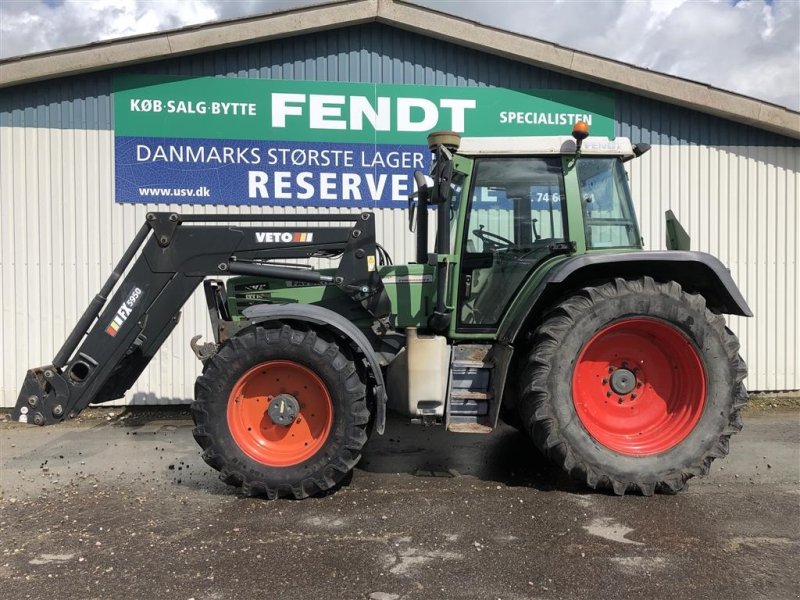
[
  {"x1": 255, "y1": 232, "x2": 314, "y2": 243},
  {"x1": 105, "y1": 287, "x2": 143, "y2": 337}
]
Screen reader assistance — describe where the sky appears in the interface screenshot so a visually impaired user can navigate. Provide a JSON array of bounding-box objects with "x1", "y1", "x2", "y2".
[{"x1": 0, "y1": 0, "x2": 798, "y2": 110}]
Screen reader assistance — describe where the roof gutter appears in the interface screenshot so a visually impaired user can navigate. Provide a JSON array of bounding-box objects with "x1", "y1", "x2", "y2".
[
  {"x1": 0, "y1": 0, "x2": 797, "y2": 139},
  {"x1": 0, "y1": 0, "x2": 378, "y2": 87},
  {"x1": 379, "y1": 1, "x2": 799, "y2": 139}
]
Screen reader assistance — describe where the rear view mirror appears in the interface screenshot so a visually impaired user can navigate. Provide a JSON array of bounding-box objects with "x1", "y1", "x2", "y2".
[
  {"x1": 408, "y1": 171, "x2": 430, "y2": 232},
  {"x1": 430, "y1": 159, "x2": 454, "y2": 205}
]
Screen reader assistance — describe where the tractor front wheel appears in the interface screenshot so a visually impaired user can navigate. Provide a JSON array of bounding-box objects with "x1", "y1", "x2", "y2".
[
  {"x1": 191, "y1": 324, "x2": 369, "y2": 499},
  {"x1": 518, "y1": 277, "x2": 747, "y2": 495}
]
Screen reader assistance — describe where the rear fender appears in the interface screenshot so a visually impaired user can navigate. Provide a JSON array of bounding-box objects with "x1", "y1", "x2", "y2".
[
  {"x1": 499, "y1": 250, "x2": 752, "y2": 344},
  {"x1": 240, "y1": 303, "x2": 388, "y2": 435}
]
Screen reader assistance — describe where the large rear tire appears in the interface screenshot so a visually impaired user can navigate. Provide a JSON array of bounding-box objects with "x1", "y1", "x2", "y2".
[
  {"x1": 518, "y1": 277, "x2": 747, "y2": 495},
  {"x1": 191, "y1": 324, "x2": 369, "y2": 499}
]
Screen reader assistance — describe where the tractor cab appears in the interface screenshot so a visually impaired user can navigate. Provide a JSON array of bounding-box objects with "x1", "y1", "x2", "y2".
[{"x1": 412, "y1": 124, "x2": 647, "y2": 335}]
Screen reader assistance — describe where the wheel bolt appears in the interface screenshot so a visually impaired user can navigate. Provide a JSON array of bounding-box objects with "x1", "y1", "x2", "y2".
[
  {"x1": 606, "y1": 391, "x2": 612, "y2": 397},
  {"x1": 631, "y1": 393, "x2": 637, "y2": 399},
  {"x1": 602, "y1": 378, "x2": 609, "y2": 384}
]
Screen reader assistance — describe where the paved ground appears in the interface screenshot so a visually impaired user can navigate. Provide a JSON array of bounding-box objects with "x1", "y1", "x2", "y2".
[{"x1": 1, "y1": 408, "x2": 798, "y2": 600}]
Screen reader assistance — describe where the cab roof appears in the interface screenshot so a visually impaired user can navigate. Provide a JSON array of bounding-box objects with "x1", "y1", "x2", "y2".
[{"x1": 457, "y1": 136, "x2": 635, "y2": 158}]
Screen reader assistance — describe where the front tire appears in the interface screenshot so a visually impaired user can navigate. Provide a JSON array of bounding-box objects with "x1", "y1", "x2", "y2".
[
  {"x1": 191, "y1": 324, "x2": 369, "y2": 499},
  {"x1": 518, "y1": 277, "x2": 748, "y2": 495}
]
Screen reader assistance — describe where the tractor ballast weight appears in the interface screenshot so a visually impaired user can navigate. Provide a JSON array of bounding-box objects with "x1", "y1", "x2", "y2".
[{"x1": 14, "y1": 123, "x2": 751, "y2": 499}]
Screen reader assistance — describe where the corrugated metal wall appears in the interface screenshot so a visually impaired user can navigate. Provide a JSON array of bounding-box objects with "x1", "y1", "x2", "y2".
[
  {"x1": 0, "y1": 127, "x2": 421, "y2": 406},
  {"x1": 628, "y1": 144, "x2": 798, "y2": 390},
  {"x1": 1, "y1": 23, "x2": 798, "y2": 407}
]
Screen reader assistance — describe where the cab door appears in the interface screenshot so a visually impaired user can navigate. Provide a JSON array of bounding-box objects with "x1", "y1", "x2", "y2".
[{"x1": 456, "y1": 156, "x2": 569, "y2": 332}]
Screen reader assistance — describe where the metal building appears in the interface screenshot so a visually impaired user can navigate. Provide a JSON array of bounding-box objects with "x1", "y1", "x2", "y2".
[{"x1": 1, "y1": 0, "x2": 798, "y2": 407}]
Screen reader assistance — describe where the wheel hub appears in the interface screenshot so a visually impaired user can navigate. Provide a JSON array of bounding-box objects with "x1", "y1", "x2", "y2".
[
  {"x1": 267, "y1": 393, "x2": 299, "y2": 426},
  {"x1": 572, "y1": 318, "x2": 707, "y2": 456},
  {"x1": 609, "y1": 368, "x2": 636, "y2": 395},
  {"x1": 226, "y1": 360, "x2": 334, "y2": 467}
]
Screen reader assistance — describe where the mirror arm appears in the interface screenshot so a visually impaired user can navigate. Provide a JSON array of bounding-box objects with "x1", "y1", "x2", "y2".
[{"x1": 413, "y1": 170, "x2": 429, "y2": 263}]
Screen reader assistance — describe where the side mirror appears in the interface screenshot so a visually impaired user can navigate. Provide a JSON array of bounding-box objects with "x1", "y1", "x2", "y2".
[
  {"x1": 408, "y1": 171, "x2": 430, "y2": 232},
  {"x1": 430, "y1": 159, "x2": 454, "y2": 205}
]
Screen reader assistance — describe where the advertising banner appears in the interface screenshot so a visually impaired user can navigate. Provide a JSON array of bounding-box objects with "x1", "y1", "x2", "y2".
[{"x1": 114, "y1": 74, "x2": 614, "y2": 207}]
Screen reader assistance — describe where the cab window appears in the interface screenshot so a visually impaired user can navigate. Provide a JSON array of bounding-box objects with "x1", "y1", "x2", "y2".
[
  {"x1": 459, "y1": 157, "x2": 566, "y2": 327},
  {"x1": 577, "y1": 158, "x2": 641, "y2": 248}
]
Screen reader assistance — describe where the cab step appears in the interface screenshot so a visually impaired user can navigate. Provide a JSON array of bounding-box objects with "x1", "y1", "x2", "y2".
[
  {"x1": 449, "y1": 390, "x2": 491, "y2": 416},
  {"x1": 447, "y1": 344, "x2": 494, "y2": 430},
  {"x1": 447, "y1": 418, "x2": 493, "y2": 434}
]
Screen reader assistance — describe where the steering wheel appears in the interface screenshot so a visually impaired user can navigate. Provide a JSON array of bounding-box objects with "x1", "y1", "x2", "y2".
[{"x1": 472, "y1": 226, "x2": 515, "y2": 251}]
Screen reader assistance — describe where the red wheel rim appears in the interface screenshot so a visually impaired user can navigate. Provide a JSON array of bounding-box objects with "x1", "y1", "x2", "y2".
[
  {"x1": 227, "y1": 360, "x2": 333, "y2": 467},
  {"x1": 572, "y1": 318, "x2": 706, "y2": 456}
]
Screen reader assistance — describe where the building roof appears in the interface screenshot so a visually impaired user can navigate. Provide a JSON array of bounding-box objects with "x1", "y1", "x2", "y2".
[{"x1": 1, "y1": 0, "x2": 798, "y2": 139}]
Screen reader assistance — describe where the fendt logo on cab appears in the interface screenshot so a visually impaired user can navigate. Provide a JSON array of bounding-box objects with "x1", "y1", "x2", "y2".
[{"x1": 255, "y1": 232, "x2": 314, "y2": 243}]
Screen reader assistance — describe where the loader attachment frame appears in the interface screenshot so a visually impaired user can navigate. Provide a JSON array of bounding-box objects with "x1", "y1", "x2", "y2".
[{"x1": 13, "y1": 211, "x2": 389, "y2": 426}]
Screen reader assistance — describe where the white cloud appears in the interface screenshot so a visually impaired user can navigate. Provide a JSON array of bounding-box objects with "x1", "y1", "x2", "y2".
[
  {"x1": 413, "y1": 0, "x2": 799, "y2": 110},
  {"x1": 0, "y1": 0, "x2": 219, "y2": 55},
  {"x1": 0, "y1": 0, "x2": 797, "y2": 110}
]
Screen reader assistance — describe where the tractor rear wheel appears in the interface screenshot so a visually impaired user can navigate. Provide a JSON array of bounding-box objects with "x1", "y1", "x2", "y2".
[
  {"x1": 191, "y1": 324, "x2": 369, "y2": 499},
  {"x1": 518, "y1": 277, "x2": 747, "y2": 495}
]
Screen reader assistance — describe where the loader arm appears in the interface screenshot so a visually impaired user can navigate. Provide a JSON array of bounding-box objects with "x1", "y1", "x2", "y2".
[{"x1": 13, "y1": 212, "x2": 389, "y2": 426}]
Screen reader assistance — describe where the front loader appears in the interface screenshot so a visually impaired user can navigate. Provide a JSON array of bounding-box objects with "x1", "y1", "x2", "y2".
[{"x1": 13, "y1": 123, "x2": 751, "y2": 499}]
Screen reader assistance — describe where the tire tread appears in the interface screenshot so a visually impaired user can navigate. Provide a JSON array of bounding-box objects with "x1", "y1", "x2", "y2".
[
  {"x1": 518, "y1": 276, "x2": 748, "y2": 496},
  {"x1": 191, "y1": 324, "x2": 369, "y2": 499}
]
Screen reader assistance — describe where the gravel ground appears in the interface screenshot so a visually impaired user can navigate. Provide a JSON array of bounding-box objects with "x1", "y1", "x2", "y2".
[{"x1": 1, "y1": 407, "x2": 798, "y2": 600}]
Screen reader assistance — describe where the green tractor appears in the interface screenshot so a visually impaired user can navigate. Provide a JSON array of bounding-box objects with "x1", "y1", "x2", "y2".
[{"x1": 14, "y1": 124, "x2": 750, "y2": 499}]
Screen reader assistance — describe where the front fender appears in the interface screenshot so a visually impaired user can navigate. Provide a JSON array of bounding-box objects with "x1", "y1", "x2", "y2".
[
  {"x1": 499, "y1": 250, "x2": 752, "y2": 344},
  {"x1": 241, "y1": 303, "x2": 388, "y2": 435}
]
